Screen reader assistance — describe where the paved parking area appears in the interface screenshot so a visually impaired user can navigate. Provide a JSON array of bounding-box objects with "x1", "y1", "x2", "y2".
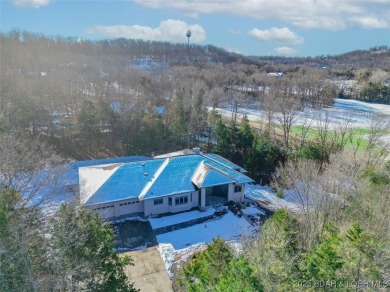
[
  {"x1": 122, "y1": 247, "x2": 173, "y2": 292},
  {"x1": 114, "y1": 219, "x2": 157, "y2": 249}
]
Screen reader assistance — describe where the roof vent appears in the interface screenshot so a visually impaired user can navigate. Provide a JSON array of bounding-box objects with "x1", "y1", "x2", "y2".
[
  {"x1": 193, "y1": 147, "x2": 201, "y2": 155},
  {"x1": 144, "y1": 172, "x2": 148, "y2": 176}
]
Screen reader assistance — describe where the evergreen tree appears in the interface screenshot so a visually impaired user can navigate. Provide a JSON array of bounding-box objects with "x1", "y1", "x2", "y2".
[
  {"x1": 246, "y1": 210, "x2": 300, "y2": 290},
  {"x1": 240, "y1": 114, "x2": 254, "y2": 156},
  {"x1": 0, "y1": 189, "x2": 138, "y2": 292},
  {"x1": 299, "y1": 224, "x2": 344, "y2": 282},
  {"x1": 181, "y1": 237, "x2": 262, "y2": 291},
  {"x1": 245, "y1": 132, "x2": 286, "y2": 184},
  {"x1": 50, "y1": 204, "x2": 138, "y2": 292},
  {"x1": 340, "y1": 223, "x2": 382, "y2": 282},
  {"x1": 0, "y1": 188, "x2": 46, "y2": 292},
  {"x1": 216, "y1": 256, "x2": 264, "y2": 292},
  {"x1": 214, "y1": 119, "x2": 230, "y2": 158}
]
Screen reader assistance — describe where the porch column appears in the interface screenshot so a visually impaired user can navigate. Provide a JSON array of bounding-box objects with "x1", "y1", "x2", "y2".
[{"x1": 200, "y1": 188, "x2": 206, "y2": 209}]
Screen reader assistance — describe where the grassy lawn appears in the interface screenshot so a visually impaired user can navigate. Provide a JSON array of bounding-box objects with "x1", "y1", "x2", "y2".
[
  {"x1": 289, "y1": 125, "x2": 390, "y2": 152},
  {"x1": 224, "y1": 115, "x2": 389, "y2": 154}
]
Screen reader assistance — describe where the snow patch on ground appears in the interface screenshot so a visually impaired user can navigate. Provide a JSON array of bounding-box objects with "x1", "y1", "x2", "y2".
[
  {"x1": 149, "y1": 207, "x2": 215, "y2": 230},
  {"x1": 241, "y1": 205, "x2": 266, "y2": 216},
  {"x1": 156, "y1": 208, "x2": 258, "y2": 277},
  {"x1": 156, "y1": 211, "x2": 255, "y2": 250},
  {"x1": 245, "y1": 184, "x2": 300, "y2": 212},
  {"x1": 111, "y1": 216, "x2": 149, "y2": 224},
  {"x1": 211, "y1": 98, "x2": 390, "y2": 130}
]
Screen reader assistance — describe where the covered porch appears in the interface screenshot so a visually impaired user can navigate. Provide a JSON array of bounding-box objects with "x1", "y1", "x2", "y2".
[{"x1": 203, "y1": 184, "x2": 229, "y2": 207}]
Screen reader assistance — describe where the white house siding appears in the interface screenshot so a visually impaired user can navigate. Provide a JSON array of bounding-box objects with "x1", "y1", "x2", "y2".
[
  {"x1": 144, "y1": 191, "x2": 199, "y2": 216},
  {"x1": 115, "y1": 199, "x2": 143, "y2": 217},
  {"x1": 228, "y1": 183, "x2": 244, "y2": 203},
  {"x1": 88, "y1": 202, "x2": 116, "y2": 219},
  {"x1": 86, "y1": 199, "x2": 143, "y2": 220}
]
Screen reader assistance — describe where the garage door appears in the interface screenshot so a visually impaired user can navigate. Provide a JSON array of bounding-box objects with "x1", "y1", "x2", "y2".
[
  {"x1": 117, "y1": 200, "x2": 142, "y2": 217},
  {"x1": 93, "y1": 204, "x2": 115, "y2": 219}
]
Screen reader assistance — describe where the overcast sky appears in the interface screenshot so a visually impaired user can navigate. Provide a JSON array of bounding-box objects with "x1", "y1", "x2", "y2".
[{"x1": 1, "y1": 0, "x2": 390, "y2": 57}]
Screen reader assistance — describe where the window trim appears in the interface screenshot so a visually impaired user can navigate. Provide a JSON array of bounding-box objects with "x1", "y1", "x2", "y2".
[
  {"x1": 175, "y1": 195, "x2": 188, "y2": 205},
  {"x1": 154, "y1": 198, "x2": 163, "y2": 205},
  {"x1": 234, "y1": 184, "x2": 242, "y2": 193}
]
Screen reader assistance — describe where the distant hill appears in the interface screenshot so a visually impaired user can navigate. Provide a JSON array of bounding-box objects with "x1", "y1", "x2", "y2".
[{"x1": 1, "y1": 30, "x2": 389, "y2": 71}]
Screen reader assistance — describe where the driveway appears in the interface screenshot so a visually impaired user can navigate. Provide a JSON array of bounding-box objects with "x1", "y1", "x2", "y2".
[{"x1": 122, "y1": 247, "x2": 173, "y2": 292}]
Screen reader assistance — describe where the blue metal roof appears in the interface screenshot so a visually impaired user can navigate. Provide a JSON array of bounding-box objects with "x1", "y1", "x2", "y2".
[
  {"x1": 85, "y1": 159, "x2": 164, "y2": 205},
  {"x1": 66, "y1": 156, "x2": 150, "y2": 184},
  {"x1": 83, "y1": 154, "x2": 254, "y2": 204},
  {"x1": 201, "y1": 169, "x2": 235, "y2": 188},
  {"x1": 203, "y1": 159, "x2": 253, "y2": 184},
  {"x1": 143, "y1": 155, "x2": 200, "y2": 199},
  {"x1": 202, "y1": 154, "x2": 247, "y2": 173}
]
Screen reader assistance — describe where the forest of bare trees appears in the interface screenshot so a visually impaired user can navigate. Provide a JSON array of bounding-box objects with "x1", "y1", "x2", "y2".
[
  {"x1": 0, "y1": 30, "x2": 344, "y2": 160},
  {"x1": 1, "y1": 30, "x2": 390, "y2": 291}
]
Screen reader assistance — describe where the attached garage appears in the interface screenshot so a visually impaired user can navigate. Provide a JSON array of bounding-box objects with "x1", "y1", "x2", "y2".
[
  {"x1": 117, "y1": 199, "x2": 143, "y2": 217},
  {"x1": 90, "y1": 203, "x2": 115, "y2": 219}
]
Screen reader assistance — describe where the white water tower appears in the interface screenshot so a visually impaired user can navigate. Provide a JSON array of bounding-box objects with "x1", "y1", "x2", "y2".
[{"x1": 186, "y1": 29, "x2": 191, "y2": 48}]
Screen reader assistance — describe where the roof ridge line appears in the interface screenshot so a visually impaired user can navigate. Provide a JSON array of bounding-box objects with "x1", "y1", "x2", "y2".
[
  {"x1": 191, "y1": 160, "x2": 210, "y2": 188},
  {"x1": 203, "y1": 162, "x2": 237, "y2": 182},
  {"x1": 201, "y1": 153, "x2": 247, "y2": 173},
  {"x1": 138, "y1": 158, "x2": 170, "y2": 201}
]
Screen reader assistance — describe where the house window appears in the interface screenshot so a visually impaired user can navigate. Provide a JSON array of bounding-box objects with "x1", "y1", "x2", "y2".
[
  {"x1": 168, "y1": 198, "x2": 172, "y2": 206},
  {"x1": 154, "y1": 198, "x2": 163, "y2": 205},
  {"x1": 175, "y1": 196, "x2": 188, "y2": 205},
  {"x1": 234, "y1": 184, "x2": 242, "y2": 193}
]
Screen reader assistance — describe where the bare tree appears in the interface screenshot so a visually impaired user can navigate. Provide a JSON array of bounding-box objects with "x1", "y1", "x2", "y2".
[
  {"x1": 364, "y1": 114, "x2": 390, "y2": 165},
  {"x1": 260, "y1": 93, "x2": 276, "y2": 133},
  {"x1": 369, "y1": 69, "x2": 389, "y2": 84},
  {"x1": 298, "y1": 110, "x2": 313, "y2": 147},
  {"x1": 272, "y1": 151, "x2": 366, "y2": 250},
  {"x1": 274, "y1": 97, "x2": 300, "y2": 148},
  {"x1": 0, "y1": 131, "x2": 64, "y2": 207},
  {"x1": 332, "y1": 112, "x2": 354, "y2": 150}
]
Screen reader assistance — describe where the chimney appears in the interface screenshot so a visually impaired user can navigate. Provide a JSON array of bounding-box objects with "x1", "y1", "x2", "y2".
[{"x1": 193, "y1": 147, "x2": 200, "y2": 155}]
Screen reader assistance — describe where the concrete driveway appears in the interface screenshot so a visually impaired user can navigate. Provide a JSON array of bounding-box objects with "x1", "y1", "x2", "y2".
[{"x1": 122, "y1": 247, "x2": 173, "y2": 292}]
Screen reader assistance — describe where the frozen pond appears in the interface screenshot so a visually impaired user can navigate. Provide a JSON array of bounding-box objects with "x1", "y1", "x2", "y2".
[{"x1": 213, "y1": 99, "x2": 390, "y2": 129}]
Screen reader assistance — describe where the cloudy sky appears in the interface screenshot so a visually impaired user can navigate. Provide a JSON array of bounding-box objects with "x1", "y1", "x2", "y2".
[{"x1": 1, "y1": 0, "x2": 390, "y2": 57}]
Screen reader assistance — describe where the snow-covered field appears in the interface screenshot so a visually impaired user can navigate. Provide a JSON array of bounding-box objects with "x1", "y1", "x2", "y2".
[{"x1": 212, "y1": 99, "x2": 390, "y2": 129}]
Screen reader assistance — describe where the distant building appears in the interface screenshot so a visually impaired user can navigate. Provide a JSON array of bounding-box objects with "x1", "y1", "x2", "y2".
[
  {"x1": 267, "y1": 72, "x2": 284, "y2": 77},
  {"x1": 79, "y1": 152, "x2": 253, "y2": 219}
]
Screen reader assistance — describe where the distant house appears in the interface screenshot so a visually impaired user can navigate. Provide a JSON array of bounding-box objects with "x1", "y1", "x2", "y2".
[
  {"x1": 79, "y1": 152, "x2": 253, "y2": 219},
  {"x1": 267, "y1": 72, "x2": 284, "y2": 77}
]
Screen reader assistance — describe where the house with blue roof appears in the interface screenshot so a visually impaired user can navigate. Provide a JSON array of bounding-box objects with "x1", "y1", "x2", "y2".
[{"x1": 79, "y1": 151, "x2": 254, "y2": 219}]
